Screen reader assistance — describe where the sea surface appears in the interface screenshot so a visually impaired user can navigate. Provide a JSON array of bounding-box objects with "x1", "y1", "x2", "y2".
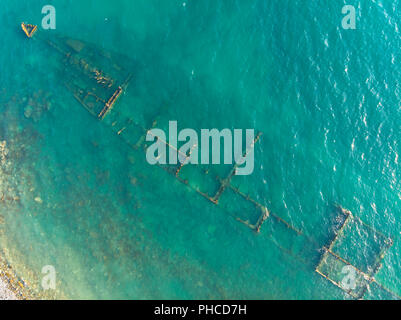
[{"x1": 0, "y1": 0, "x2": 400, "y2": 299}]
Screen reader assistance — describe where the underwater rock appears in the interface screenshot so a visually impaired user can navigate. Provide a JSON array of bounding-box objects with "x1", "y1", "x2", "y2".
[
  {"x1": 24, "y1": 105, "x2": 33, "y2": 119},
  {"x1": 128, "y1": 155, "x2": 135, "y2": 164},
  {"x1": 0, "y1": 141, "x2": 8, "y2": 165},
  {"x1": 34, "y1": 196, "x2": 43, "y2": 204},
  {"x1": 45, "y1": 101, "x2": 52, "y2": 111},
  {"x1": 21, "y1": 91, "x2": 53, "y2": 121}
]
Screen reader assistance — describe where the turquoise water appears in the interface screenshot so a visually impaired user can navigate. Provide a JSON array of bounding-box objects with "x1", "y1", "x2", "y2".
[{"x1": 0, "y1": 0, "x2": 400, "y2": 299}]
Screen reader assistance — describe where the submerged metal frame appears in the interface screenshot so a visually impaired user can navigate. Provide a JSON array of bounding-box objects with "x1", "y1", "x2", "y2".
[
  {"x1": 315, "y1": 206, "x2": 398, "y2": 299},
  {"x1": 21, "y1": 22, "x2": 400, "y2": 300}
]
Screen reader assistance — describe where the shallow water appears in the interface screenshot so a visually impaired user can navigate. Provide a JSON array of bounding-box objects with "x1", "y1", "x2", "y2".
[{"x1": 0, "y1": 0, "x2": 400, "y2": 299}]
